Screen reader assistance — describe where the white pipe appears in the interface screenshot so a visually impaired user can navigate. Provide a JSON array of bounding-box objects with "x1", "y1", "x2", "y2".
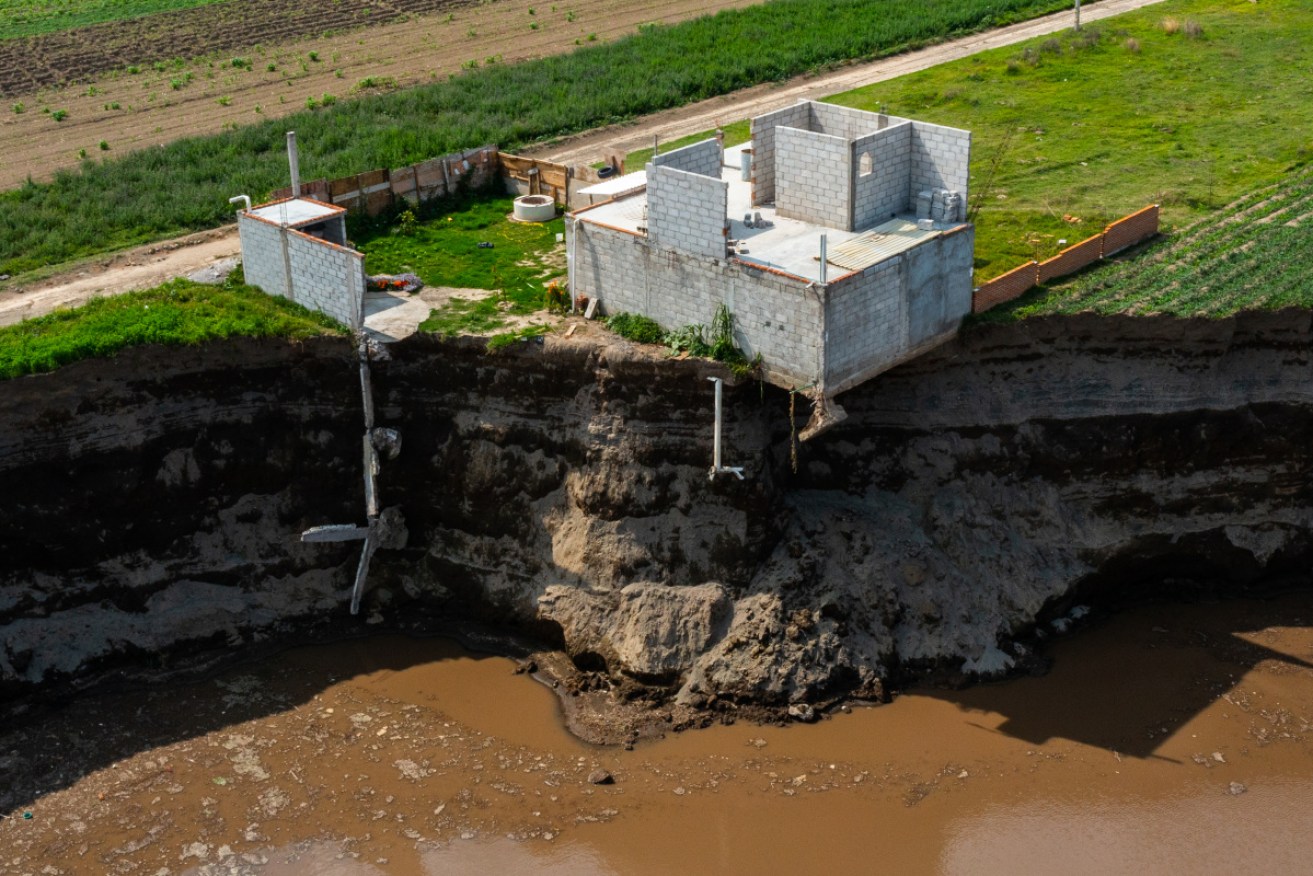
[
  {"x1": 229, "y1": 194, "x2": 250, "y2": 212},
  {"x1": 708, "y1": 377, "x2": 745, "y2": 481},
  {"x1": 287, "y1": 131, "x2": 301, "y2": 198},
  {"x1": 819, "y1": 234, "x2": 828, "y2": 284}
]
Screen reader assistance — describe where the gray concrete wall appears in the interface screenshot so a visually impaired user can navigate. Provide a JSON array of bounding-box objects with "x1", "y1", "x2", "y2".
[
  {"x1": 648, "y1": 164, "x2": 729, "y2": 260},
  {"x1": 824, "y1": 259, "x2": 904, "y2": 388},
  {"x1": 851, "y1": 123, "x2": 912, "y2": 230},
  {"x1": 237, "y1": 214, "x2": 289, "y2": 299},
  {"x1": 823, "y1": 226, "x2": 975, "y2": 392},
  {"x1": 749, "y1": 102, "x2": 809, "y2": 206},
  {"x1": 653, "y1": 139, "x2": 723, "y2": 178},
  {"x1": 286, "y1": 230, "x2": 366, "y2": 329},
  {"x1": 775, "y1": 126, "x2": 852, "y2": 230},
  {"x1": 569, "y1": 218, "x2": 823, "y2": 386},
  {"x1": 809, "y1": 102, "x2": 904, "y2": 141},
  {"x1": 910, "y1": 121, "x2": 971, "y2": 210},
  {"x1": 238, "y1": 213, "x2": 365, "y2": 329}
]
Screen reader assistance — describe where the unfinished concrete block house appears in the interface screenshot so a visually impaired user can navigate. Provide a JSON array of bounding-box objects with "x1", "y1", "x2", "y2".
[{"x1": 567, "y1": 100, "x2": 974, "y2": 397}]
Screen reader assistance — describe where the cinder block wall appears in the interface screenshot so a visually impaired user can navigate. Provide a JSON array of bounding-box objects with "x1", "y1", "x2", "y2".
[
  {"x1": 823, "y1": 227, "x2": 974, "y2": 391},
  {"x1": 286, "y1": 231, "x2": 366, "y2": 329},
  {"x1": 750, "y1": 102, "x2": 810, "y2": 206},
  {"x1": 570, "y1": 219, "x2": 823, "y2": 386},
  {"x1": 237, "y1": 215, "x2": 290, "y2": 299},
  {"x1": 775, "y1": 126, "x2": 852, "y2": 230},
  {"x1": 810, "y1": 102, "x2": 903, "y2": 141},
  {"x1": 851, "y1": 123, "x2": 912, "y2": 230},
  {"x1": 648, "y1": 164, "x2": 729, "y2": 260},
  {"x1": 824, "y1": 259, "x2": 904, "y2": 388},
  {"x1": 238, "y1": 213, "x2": 365, "y2": 329},
  {"x1": 653, "y1": 139, "x2": 723, "y2": 178},
  {"x1": 909, "y1": 121, "x2": 971, "y2": 210}
]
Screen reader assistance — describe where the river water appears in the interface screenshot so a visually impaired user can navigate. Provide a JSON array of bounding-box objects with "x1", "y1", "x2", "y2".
[{"x1": 4, "y1": 592, "x2": 1313, "y2": 875}]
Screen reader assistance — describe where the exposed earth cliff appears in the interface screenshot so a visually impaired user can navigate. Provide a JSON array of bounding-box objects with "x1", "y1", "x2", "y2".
[{"x1": 1, "y1": 312, "x2": 1310, "y2": 738}]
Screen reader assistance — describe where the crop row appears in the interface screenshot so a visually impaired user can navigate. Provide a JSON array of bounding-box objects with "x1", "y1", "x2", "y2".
[
  {"x1": 1017, "y1": 166, "x2": 1313, "y2": 317},
  {"x1": 0, "y1": 0, "x2": 476, "y2": 95},
  {"x1": 0, "y1": 0, "x2": 1076, "y2": 276}
]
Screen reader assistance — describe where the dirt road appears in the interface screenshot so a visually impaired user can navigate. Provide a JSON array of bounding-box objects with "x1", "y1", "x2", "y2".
[
  {"x1": 3, "y1": 0, "x2": 1167, "y2": 325},
  {"x1": 531, "y1": 0, "x2": 1168, "y2": 167}
]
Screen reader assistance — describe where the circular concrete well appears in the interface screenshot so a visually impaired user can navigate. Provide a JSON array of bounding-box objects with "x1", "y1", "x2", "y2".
[{"x1": 513, "y1": 194, "x2": 556, "y2": 222}]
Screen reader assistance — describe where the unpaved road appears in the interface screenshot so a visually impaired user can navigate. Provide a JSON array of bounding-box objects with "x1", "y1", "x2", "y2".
[
  {"x1": 532, "y1": 0, "x2": 1169, "y2": 167},
  {"x1": 2, "y1": 0, "x2": 1167, "y2": 325}
]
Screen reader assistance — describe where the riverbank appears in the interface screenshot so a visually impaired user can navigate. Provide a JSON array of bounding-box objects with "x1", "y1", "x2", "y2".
[{"x1": 1, "y1": 310, "x2": 1309, "y2": 734}]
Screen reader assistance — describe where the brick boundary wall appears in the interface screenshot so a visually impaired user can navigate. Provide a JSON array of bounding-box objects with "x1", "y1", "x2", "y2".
[
  {"x1": 972, "y1": 204, "x2": 1160, "y2": 313},
  {"x1": 1103, "y1": 204, "x2": 1161, "y2": 256},
  {"x1": 1036, "y1": 232, "x2": 1104, "y2": 285}
]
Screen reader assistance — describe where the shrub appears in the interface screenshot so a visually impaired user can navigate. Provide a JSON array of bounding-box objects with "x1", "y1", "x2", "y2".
[
  {"x1": 1161, "y1": 17, "x2": 1180, "y2": 35},
  {"x1": 99, "y1": 140, "x2": 110, "y2": 151},
  {"x1": 1183, "y1": 19, "x2": 1204, "y2": 39},
  {"x1": 606, "y1": 311, "x2": 665, "y2": 344},
  {"x1": 50, "y1": 108, "x2": 67, "y2": 121},
  {"x1": 1125, "y1": 37, "x2": 1141, "y2": 53}
]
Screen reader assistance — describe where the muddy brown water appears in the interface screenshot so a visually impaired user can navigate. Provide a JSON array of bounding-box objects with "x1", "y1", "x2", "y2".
[{"x1": 5, "y1": 593, "x2": 1313, "y2": 875}]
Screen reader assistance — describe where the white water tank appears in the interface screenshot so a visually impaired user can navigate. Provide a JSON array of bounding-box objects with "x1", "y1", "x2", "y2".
[{"x1": 513, "y1": 195, "x2": 556, "y2": 222}]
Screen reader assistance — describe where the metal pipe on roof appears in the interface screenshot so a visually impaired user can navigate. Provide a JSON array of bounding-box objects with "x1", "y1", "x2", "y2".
[
  {"x1": 819, "y1": 234, "x2": 828, "y2": 284},
  {"x1": 287, "y1": 131, "x2": 301, "y2": 198}
]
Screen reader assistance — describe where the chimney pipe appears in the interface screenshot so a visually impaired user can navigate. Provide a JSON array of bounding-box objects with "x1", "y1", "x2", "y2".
[
  {"x1": 819, "y1": 234, "x2": 828, "y2": 284},
  {"x1": 286, "y1": 131, "x2": 301, "y2": 198}
]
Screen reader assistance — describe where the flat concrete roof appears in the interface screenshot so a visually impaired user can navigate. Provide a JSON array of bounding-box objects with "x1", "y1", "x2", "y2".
[
  {"x1": 249, "y1": 197, "x2": 345, "y2": 228},
  {"x1": 575, "y1": 143, "x2": 958, "y2": 281},
  {"x1": 577, "y1": 170, "x2": 647, "y2": 199}
]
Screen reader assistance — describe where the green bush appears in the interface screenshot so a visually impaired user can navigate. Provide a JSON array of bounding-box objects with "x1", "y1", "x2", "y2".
[{"x1": 605, "y1": 312, "x2": 665, "y2": 344}]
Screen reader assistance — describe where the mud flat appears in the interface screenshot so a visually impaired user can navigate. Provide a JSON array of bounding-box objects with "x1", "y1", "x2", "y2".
[{"x1": 3, "y1": 592, "x2": 1313, "y2": 874}]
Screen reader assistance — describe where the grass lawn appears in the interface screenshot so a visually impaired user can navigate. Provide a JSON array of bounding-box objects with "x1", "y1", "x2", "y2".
[
  {"x1": 354, "y1": 196, "x2": 566, "y2": 337},
  {"x1": 628, "y1": 0, "x2": 1313, "y2": 287},
  {"x1": 0, "y1": 275, "x2": 344, "y2": 379},
  {"x1": 975, "y1": 164, "x2": 1313, "y2": 320}
]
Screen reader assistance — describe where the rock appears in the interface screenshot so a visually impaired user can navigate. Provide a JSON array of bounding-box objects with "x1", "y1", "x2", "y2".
[
  {"x1": 787, "y1": 703, "x2": 817, "y2": 723},
  {"x1": 514, "y1": 659, "x2": 538, "y2": 675},
  {"x1": 587, "y1": 770, "x2": 614, "y2": 785},
  {"x1": 1228, "y1": 782, "x2": 1248, "y2": 796},
  {"x1": 1212, "y1": 752, "x2": 1226, "y2": 763}
]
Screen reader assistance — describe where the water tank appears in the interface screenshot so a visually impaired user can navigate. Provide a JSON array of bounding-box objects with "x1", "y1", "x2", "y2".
[{"x1": 513, "y1": 195, "x2": 556, "y2": 222}]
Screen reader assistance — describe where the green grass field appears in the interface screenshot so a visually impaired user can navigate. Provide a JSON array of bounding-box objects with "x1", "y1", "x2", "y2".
[
  {"x1": 0, "y1": 0, "x2": 223, "y2": 40},
  {"x1": 628, "y1": 0, "x2": 1313, "y2": 287},
  {"x1": 0, "y1": 275, "x2": 344, "y2": 379},
  {"x1": 354, "y1": 196, "x2": 566, "y2": 336},
  {"x1": 0, "y1": 0, "x2": 1080, "y2": 279},
  {"x1": 976, "y1": 165, "x2": 1313, "y2": 319}
]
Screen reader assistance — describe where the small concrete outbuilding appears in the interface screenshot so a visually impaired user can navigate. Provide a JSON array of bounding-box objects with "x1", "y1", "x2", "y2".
[
  {"x1": 567, "y1": 100, "x2": 974, "y2": 399},
  {"x1": 235, "y1": 196, "x2": 368, "y2": 330}
]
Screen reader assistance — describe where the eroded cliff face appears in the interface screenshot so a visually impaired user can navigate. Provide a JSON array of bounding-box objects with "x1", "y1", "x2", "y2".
[{"x1": 1, "y1": 312, "x2": 1310, "y2": 719}]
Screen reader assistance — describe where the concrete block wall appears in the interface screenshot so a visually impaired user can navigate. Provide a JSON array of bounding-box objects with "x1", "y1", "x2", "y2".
[
  {"x1": 238, "y1": 213, "x2": 364, "y2": 329},
  {"x1": 909, "y1": 121, "x2": 971, "y2": 212},
  {"x1": 286, "y1": 230, "x2": 366, "y2": 329},
  {"x1": 647, "y1": 164, "x2": 729, "y2": 260},
  {"x1": 810, "y1": 102, "x2": 903, "y2": 141},
  {"x1": 775, "y1": 126, "x2": 852, "y2": 230},
  {"x1": 851, "y1": 123, "x2": 912, "y2": 230},
  {"x1": 653, "y1": 139, "x2": 723, "y2": 178},
  {"x1": 824, "y1": 227, "x2": 974, "y2": 391},
  {"x1": 749, "y1": 101, "x2": 810, "y2": 205},
  {"x1": 824, "y1": 259, "x2": 903, "y2": 387},
  {"x1": 237, "y1": 215, "x2": 290, "y2": 299},
  {"x1": 570, "y1": 219, "x2": 823, "y2": 386}
]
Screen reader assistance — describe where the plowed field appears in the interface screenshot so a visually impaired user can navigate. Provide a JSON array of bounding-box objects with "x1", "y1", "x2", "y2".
[{"x1": 0, "y1": 0, "x2": 760, "y2": 188}]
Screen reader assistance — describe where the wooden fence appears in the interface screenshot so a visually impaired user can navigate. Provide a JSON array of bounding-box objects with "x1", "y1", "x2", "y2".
[
  {"x1": 972, "y1": 205, "x2": 1161, "y2": 314},
  {"x1": 270, "y1": 148, "x2": 573, "y2": 217}
]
